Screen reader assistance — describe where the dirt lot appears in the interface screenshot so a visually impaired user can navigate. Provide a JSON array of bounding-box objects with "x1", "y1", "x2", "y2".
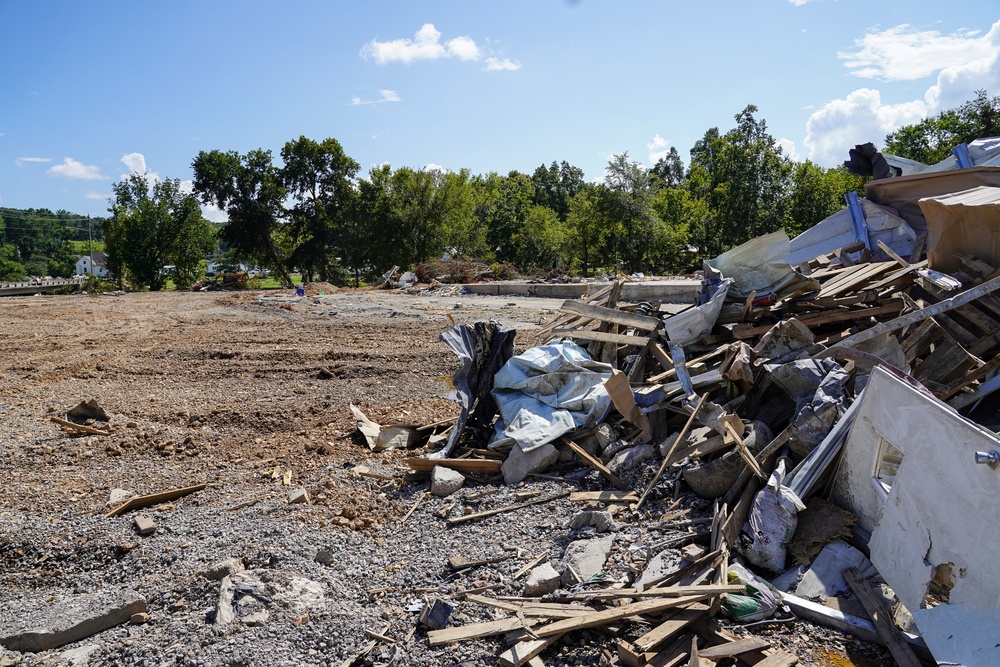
[{"x1": 0, "y1": 289, "x2": 893, "y2": 666}]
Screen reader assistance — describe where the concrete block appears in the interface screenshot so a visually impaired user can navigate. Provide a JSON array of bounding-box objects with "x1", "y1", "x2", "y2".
[
  {"x1": 607, "y1": 444, "x2": 655, "y2": 473},
  {"x1": 502, "y1": 443, "x2": 559, "y2": 485},
  {"x1": 569, "y1": 510, "x2": 614, "y2": 533},
  {"x1": 288, "y1": 488, "x2": 309, "y2": 504},
  {"x1": 133, "y1": 515, "x2": 156, "y2": 536},
  {"x1": 524, "y1": 563, "x2": 561, "y2": 597},
  {"x1": 0, "y1": 589, "x2": 147, "y2": 652},
  {"x1": 561, "y1": 534, "x2": 614, "y2": 586}
]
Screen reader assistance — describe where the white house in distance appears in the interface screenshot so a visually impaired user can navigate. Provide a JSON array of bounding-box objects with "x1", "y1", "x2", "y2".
[{"x1": 75, "y1": 251, "x2": 109, "y2": 278}]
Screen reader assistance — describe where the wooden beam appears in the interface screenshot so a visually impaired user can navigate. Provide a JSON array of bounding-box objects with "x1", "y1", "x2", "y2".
[
  {"x1": 446, "y1": 491, "x2": 570, "y2": 526},
  {"x1": 404, "y1": 458, "x2": 502, "y2": 474},
  {"x1": 842, "y1": 567, "x2": 921, "y2": 667},
  {"x1": 552, "y1": 329, "x2": 650, "y2": 347},
  {"x1": 427, "y1": 618, "x2": 528, "y2": 646},
  {"x1": 105, "y1": 483, "x2": 207, "y2": 518},
  {"x1": 697, "y1": 637, "x2": 771, "y2": 659},
  {"x1": 561, "y1": 437, "x2": 628, "y2": 489},
  {"x1": 499, "y1": 636, "x2": 559, "y2": 667},
  {"x1": 534, "y1": 595, "x2": 714, "y2": 637},
  {"x1": 633, "y1": 604, "x2": 709, "y2": 653},
  {"x1": 560, "y1": 300, "x2": 662, "y2": 331}
]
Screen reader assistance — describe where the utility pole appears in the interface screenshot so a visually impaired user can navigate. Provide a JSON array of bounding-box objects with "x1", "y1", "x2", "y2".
[{"x1": 87, "y1": 214, "x2": 92, "y2": 275}]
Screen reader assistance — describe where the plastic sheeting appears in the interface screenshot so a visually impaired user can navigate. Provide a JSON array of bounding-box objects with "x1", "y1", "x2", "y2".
[
  {"x1": 492, "y1": 341, "x2": 614, "y2": 452},
  {"x1": 434, "y1": 322, "x2": 516, "y2": 459},
  {"x1": 917, "y1": 185, "x2": 1000, "y2": 274},
  {"x1": 786, "y1": 198, "x2": 917, "y2": 268}
]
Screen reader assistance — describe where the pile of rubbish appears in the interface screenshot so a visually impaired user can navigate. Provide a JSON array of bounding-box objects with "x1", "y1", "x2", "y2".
[{"x1": 353, "y1": 139, "x2": 1000, "y2": 666}]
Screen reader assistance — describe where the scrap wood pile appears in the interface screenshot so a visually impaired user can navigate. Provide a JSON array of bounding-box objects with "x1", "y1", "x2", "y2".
[{"x1": 351, "y1": 155, "x2": 1000, "y2": 664}]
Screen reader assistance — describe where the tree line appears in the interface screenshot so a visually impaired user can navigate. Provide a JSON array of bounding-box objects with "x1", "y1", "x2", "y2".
[{"x1": 3, "y1": 94, "x2": 996, "y2": 288}]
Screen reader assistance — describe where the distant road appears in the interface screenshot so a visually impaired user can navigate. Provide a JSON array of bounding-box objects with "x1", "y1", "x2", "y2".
[{"x1": 0, "y1": 278, "x2": 86, "y2": 297}]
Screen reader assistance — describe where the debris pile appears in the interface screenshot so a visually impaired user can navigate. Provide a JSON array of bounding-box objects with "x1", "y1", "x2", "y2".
[{"x1": 356, "y1": 139, "x2": 1000, "y2": 666}]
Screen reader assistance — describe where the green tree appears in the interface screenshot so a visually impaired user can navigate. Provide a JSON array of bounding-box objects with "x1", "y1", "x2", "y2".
[
  {"x1": 787, "y1": 162, "x2": 864, "y2": 237},
  {"x1": 885, "y1": 89, "x2": 1000, "y2": 163},
  {"x1": 0, "y1": 244, "x2": 25, "y2": 281},
  {"x1": 510, "y1": 205, "x2": 566, "y2": 271},
  {"x1": 649, "y1": 147, "x2": 685, "y2": 189},
  {"x1": 565, "y1": 185, "x2": 606, "y2": 277},
  {"x1": 280, "y1": 136, "x2": 360, "y2": 283},
  {"x1": 191, "y1": 149, "x2": 292, "y2": 285},
  {"x1": 649, "y1": 187, "x2": 703, "y2": 272},
  {"x1": 105, "y1": 174, "x2": 215, "y2": 290},
  {"x1": 483, "y1": 172, "x2": 534, "y2": 265},
  {"x1": 531, "y1": 161, "x2": 585, "y2": 222},
  {"x1": 599, "y1": 152, "x2": 656, "y2": 273}
]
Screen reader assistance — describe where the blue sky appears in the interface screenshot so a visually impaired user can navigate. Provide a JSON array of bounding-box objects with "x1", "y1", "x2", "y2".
[{"x1": 1, "y1": 1, "x2": 998, "y2": 220}]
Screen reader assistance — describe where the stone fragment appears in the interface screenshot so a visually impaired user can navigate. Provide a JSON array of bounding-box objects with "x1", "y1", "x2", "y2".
[
  {"x1": 198, "y1": 557, "x2": 245, "y2": 581},
  {"x1": 607, "y1": 444, "x2": 655, "y2": 473},
  {"x1": 57, "y1": 643, "x2": 100, "y2": 665},
  {"x1": 106, "y1": 488, "x2": 131, "y2": 507},
  {"x1": 794, "y1": 539, "x2": 877, "y2": 599},
  {"x1": 561, "y1": 534, "x2": 614, "y2": 586},
  {"x1": 288, "y1": 488, "x2": 309, "y2": 504},
  {"x1": 430, "y1": 466, "x2": 465, "y2": 497},
  {"x1": 680, "y1": 544, "x2": 707, "y2": 561},
  {"x1": 0, "y1": 589, "x2": 146, "y2": 653},
  {"x1": 502, "y1": 443, "x2": 559, "y2": 485},
  {"x1": 133, "y1": 515, "x2": 156, "y2": 536},
  {"x1": 314, "y1": 550, "x2": 335, "y2": 566},
  {"x1": 524, "y1": 563, "x2": 561, "y2": 597},
  {"x1": 216, "y1": 570, "x2": 325, "y2": 627},
  {"x1": 569, "y1": 510, "x2": 614, "y2": 533},
  {"x1": 636, "y1": 551, "x2": 684, "y2": 588}
]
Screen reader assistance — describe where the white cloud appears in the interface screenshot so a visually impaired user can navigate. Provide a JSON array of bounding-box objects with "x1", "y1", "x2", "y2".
[
  {"x1": 15, "y1": 157, "x2": 51, "y2": 167},
  {"x1": 424, "y1": 163, "x2": 447, "y2": 173},
  {"x1": 647, "y1": 134, "x2": 670, "y2": 165},
  {"x1": 804, "y1": 88, "x2": 928, "y2": 166},
  {"x1": 485, "y1": 57, "x2": 520, "y2": 72},
  {"x1": 777, "y1": 138, "x2": 800, "y2": 162},
  {"x1": 360, "y1": 23, "x2": 482, "y2": 64},
  {"x1": 84, "y1": 192, "x2": 111, "y2": 200},
  {"x1": 179, "y1": 179, "x2": 228, "y2": 222},
  {"x1": 447, "y1": 36, "x2": 480, "y2": 61},
  {"x1": 839, "y1": 21, "x2": 999, "y2": 81},
  {"x1": 787, "y1": 0, "x2": 811, "y2": 5},
  {"x1": 352, "y1": 89, "x2": 402, "y2": 106},
  {"x1": 120, "y1": 152, "x2": 160, "y2": 189},
  {"x1": 47, "y1": 157, "x2": 107, "y2": 180}
]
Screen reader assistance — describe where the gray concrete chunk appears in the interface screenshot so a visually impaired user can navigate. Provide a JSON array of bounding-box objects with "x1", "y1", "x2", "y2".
[
  {"x1": 524, "y1": 563, "x2": 561, "y2": 597},
  {"x1": 561, "y1": 534, "x2": 614, "y2": 586},
  {"x1": 0, "y1": 589, "x2": 146, "y2": 653},
  {"x1": 502, "y1": 443, "x2": 559, "y2": 485},
  {"x1": 430, "y1": 466, "x2": 465, "y2": 497}
]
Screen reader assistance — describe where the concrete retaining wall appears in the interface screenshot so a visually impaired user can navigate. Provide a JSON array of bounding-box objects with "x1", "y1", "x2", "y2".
[{"x1": 460, "y1": 280, "x2": 700, "y2": 303}]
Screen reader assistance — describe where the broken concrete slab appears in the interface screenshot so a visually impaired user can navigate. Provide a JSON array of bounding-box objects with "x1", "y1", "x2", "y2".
[
  {"x1": 569, "y1": 510, "x2": 614, "y2": 533},
  {"x1": 430, "y1": 465, "x2": 465, "y2": 497},
  {"x1": 0, "y1": 588, "x2": 147, "y2": 652},
  {"x1": 524, "y1": 563, "x2": 561, "y2": 597},
  {"x1": 607, "y1": 444, "x2": 654, "y2": 473},
  {"x1": 561, "y1": 534, "x2": 614, "y2": 586},
  {"x1": 794, "y1": 539, "x2": 876, "y2": 599},
  {"x1": 216, "y1": 570, "x2": 325, "y2": 627},
  {"x1": 635, "y1": 550, "x2": 684, "y2": 589},
  {"x1": 288, "y1": 488, "x2": 309, "y2": 504},
  {"x1": 501, "y1": 442, "x2": 559, "y2": 485},
  {"x1": 57, "y1": 643, "x2": 100, "y2": 665},
  {"x1": 106, "y1": 488, "x2": 130, "y2": 507}
]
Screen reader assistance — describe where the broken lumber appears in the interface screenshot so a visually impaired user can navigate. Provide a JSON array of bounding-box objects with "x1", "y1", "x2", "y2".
[
  {"x1": 636, "y1": 393, "x2": 707, "y2": 510},
  {"x1": 697, "y1": 637, "x2": 771, "y2": 659},
  {"x1": 446, "y1": 491, "x2": 570, "y2": 525},
  {"x1": 404, "y1": 458, "x2": 502, "y2": 474},
  {"x1": 842, "y1": 567, "x2": 921, "y2": 667},
  {"x1": 569, "y1": 491, "x2": 638, "y2": 503},
  {"x1": 534, "y1": 595, "x2": 715, "y2": 638},
  {"x1": 552, "y1": 329, "x2": 651, "y2": 347},
  {"x1": 559, "y1": 300, "x2": 662, "y2": 331},
  {"x1": 50, "y1": 416, "x2": 111, "y2": 436},
  {"x1": 560, "y1": 437, "x2": 628, "y2": 489},
  {"x1": 105, "y1": 483, "x2": 207, "y2": 518},
  {"x1": 427, "y1": 617, "x2": 529, "y2": 646}
]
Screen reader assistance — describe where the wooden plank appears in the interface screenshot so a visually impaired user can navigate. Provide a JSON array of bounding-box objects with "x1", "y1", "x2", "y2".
[
  {"x1": 427, "y1": 617, "x2": 527, "y2": 646},
  {"x1": 697, "y1": 637, "x2": 771, "y2": 659},
  {"x1": 753, "y1": 652, "x2": 800, "y2": 667},
  {"x1": 940, "y1": 354, "x2": 1000, "y2": 400},
  {"x1": 634, "y1": 604, "x2": 709, "y2": 653},
  {"x1": 447, "y1": 491, "x2": 569, "y2": 525},
  {"x1": 648, "y1": 633, "x2": 700, "y2": 667},
  {"x1": 819, "y1": 262, "x2": 895, "y2": 298},
  {"x1": 404, "y1": 458, "x2": 502, "y2": 474},
  {"x1": 534, "y1": 595, "x2": 714, "y2": 637},
  {"x1": 822, "y1": 274, "x2": 1000, "y2": 352},
  {"x1": 561, "y1": 437, "x2": 628, "y2": 489},
  {"x1": 50, "y1": 416, "x2": 112, "y2": 436},
  {"x1": 499, "y1": 636, "x2": 559, "y2": 667},
  {"x1": 877, "y1": 240, "x2": 910, "y2": 269},
  {"x1": 569, "y1": 491, "x2": 638, "y2": 503},
  {"x1": 105, "y1": 483, "x2": 207, "y2": 518},
  {"x1": 512, "y1": 551, "x2": 549, "y2": 580},
  {"x1": 842, "y1": 567, "x2": 921, "y2": 667},
  {"x1": 562, "y1": 585, "x2": 740, "y2": 601},
  {"x1": 686, "y1": 635, "x2": 702, "y2": 667},
  {"x1": 560, "y1": 300, "x2": 662, "y2": 331},
  {"x1": 932, "y1": 313, "x2": 979, "y2": 348},
  {"x1": 552, "y1": 328, "x2": 650, "y2": 347},
  {"x1": 732, "y1": 301, "x2": 904, "y2": 340}
]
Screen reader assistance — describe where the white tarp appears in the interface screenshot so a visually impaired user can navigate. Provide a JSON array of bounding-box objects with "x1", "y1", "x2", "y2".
[
  {"x1": 708, "y1": 231, "x2": 820, "y2": 300},
  {"x1": 786, "y1": 199, "x2": 917, "y2": 267},
  {"x1": 492, "y1": 341, "x2": 613, "y2": 452}
]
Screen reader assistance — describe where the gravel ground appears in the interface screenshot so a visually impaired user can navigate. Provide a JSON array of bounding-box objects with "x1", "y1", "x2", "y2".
[{"x1": 0, "y1": 288, "x2": 895, "y2": 666}]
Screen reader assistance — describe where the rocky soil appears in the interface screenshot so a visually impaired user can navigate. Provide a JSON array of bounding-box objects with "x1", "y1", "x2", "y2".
[{"x1": 0, "y1": 288, "x2": 893, "y2": 666}]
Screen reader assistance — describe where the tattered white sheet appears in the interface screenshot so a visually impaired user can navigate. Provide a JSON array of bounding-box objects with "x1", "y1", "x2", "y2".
[
  {"x1": 708, "y1": 231, "x2": 819, "y2": 300},
  {"x1": 492, "y1": 342, "x2": 613, "y2": 452},
  {"x1": 663, "y1": 278, "x2": 731, "y2": 347}
]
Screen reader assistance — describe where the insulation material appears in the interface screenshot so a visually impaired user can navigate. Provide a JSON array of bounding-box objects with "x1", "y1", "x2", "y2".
[
  {"x1": 786, "y1": 198, "x2": 917, "y2": 267},
  {"x1": 917, "y1": 185, "x2": 1000, "y2": 274},
  {"x1": 707, "y1": 231, "x2": 820, "y2": 301}
]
